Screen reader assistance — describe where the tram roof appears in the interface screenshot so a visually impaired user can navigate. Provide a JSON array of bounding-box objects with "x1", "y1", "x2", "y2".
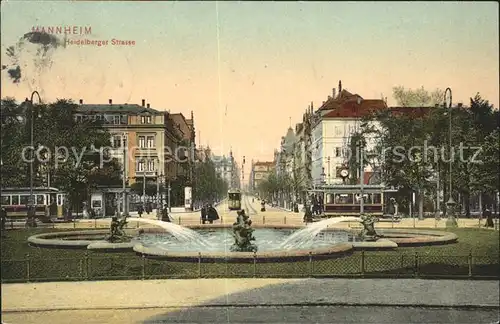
[
  {"x1": 308, "y1": 184, "x2": 398, "y2": 193},
  {"x1": 1, "y1": 187, "x2": 60, "y2": 193}
]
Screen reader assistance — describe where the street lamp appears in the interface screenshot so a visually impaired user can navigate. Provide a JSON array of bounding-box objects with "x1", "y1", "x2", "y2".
[
  {"x1": 121, "y1": 133, "x2": 128, "y2": 216},
  {"x1": 444, "y1": 87, "x2": 457, "y2": 227},
  {"x1": 327, "y1": 156, "x2": 331, "y2": 184},
  {"x1": 26, "y1": 91, "x2": 42, "y2": 227}
]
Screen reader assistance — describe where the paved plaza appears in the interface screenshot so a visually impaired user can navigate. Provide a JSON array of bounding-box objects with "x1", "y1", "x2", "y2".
[{"x1": 22, "y1": 196, "x2": 498, "y2": 230}]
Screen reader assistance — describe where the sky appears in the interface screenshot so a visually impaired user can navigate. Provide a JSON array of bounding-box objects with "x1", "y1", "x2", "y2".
[{"x1": 1, "y1": 1, "x2": 499, "y2": 183}]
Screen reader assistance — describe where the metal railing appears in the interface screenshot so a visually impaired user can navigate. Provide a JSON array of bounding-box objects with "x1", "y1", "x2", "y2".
[{"x1": 1, "y1": 251, "x2": 498, "y2": 283}]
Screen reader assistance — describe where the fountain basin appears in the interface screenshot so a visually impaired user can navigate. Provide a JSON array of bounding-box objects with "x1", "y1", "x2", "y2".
[
  {"x1": 26, "y1": 225, "x2": 458, "y2": 260},
  {"x1": 27, "y1": 229, "x2": 137, "y2": 251}
]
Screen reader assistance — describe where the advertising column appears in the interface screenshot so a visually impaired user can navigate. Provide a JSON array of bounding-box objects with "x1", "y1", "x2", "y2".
[{"x1": 184, "y1": 186, "x2": 192, "y2": 211}]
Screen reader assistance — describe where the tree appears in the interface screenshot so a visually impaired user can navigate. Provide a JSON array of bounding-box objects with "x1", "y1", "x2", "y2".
[
  {"x1": 393, "y1": 86, "x2": 444, "y2": 107},
  {"x1": 192, "y1": 147, "x2": 229, "y2": 204},
  {"x1": 0, "y1": 98, "x2": 122, "y2": 209}
]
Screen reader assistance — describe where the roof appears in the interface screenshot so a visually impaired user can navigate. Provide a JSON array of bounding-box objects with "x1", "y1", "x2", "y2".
[
  {"x1": 76, "y1": 104, "x2": 161, "y2": 115},
  {"x1": 322, "y1": 99, "x2": 388, "y2": 118},
  {"x1": 253, "y1": 161, "x2": 274, "y2": 166}
]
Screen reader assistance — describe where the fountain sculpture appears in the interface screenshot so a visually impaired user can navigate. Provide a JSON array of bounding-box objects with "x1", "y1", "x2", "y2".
[
  {"x1": 359, "y1": 214, "x2": 380, "y2": 241},
  {"x1": 230, "y1": 209, "x2": 258, "y2": 252},
  {"x1": 107, "y1": 215, "x2": 131, "y2": 243}
]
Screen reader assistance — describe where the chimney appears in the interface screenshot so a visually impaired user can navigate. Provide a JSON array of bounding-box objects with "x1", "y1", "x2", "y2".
[
  {"x1": 338, "y1": 80, "x2": 342, "y2": 94},
  {"x1": 147, "y1": 103, "x2": 150, "y2": 108},
  {"x1": 322, "y1": 101, "x2": 325, "y2": 105},
  {"x1": 141, "y1": 99, "x2": 145, "y2": 107},
  {"x1": 108, "y1": 99, "x2": 112, "y2": 104},
  {"x1": 311, "y1": 101, "x2": 313, "y2": 110},
  {"x1": 79, "y1": 99, "x2": 83, "y2": 104},
  {"x1": 332, "y1": 88, "x2": 336, "y2": 99},
  {"x1": 457, "y1": 103, "x2": 463, "y2": 108},
  {"x1": 327, "y1": 95, "x2": 332, "y2": 100}
]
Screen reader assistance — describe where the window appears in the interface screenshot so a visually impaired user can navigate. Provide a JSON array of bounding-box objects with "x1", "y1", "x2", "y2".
[
  {"x1": 335, "y1": 126, "x2": 342, "y2": 136},
  {"x1": 11, "y1": 195, "x2": 19, "y2": 205},
  {"x1": 138, "y1": 136, "x2": 146, "y2": 148},
  {"x1": 335, "y1": 147, "x2": 341, "y2": 157},
  {"x1": 146, "y1": 136, "x2": 155, "y2": 148},
  {"x1": 141, "y1": 115, "x2": 152, "y2": 124},
  {"x1": 113, "y1": 136, "x2": 122, "y2": 148},
  {"x1": 137, "y1": 160, "x2": 145, "y2": 172},
  {"x1": 120, "y1": 115, "x2": 127, "y2": 124},
  {"x1": 334, "y1": 194, "x2": 353, "y2": 204},
  {"x1": 372, "y1": 193, "x2": 381, "y2": 204},
  {"x1": 20, "y1": 195, "x2": 29, "y2": 205},
  {"x1": 36, "y1": 195, "x2": 45, "y2": 204},
  {"x1": 147, "y1": 159, "x2": 155, "y2": 172},
  {"x1": 1, "y1": 196, "x2": 10, "y2": 205}
]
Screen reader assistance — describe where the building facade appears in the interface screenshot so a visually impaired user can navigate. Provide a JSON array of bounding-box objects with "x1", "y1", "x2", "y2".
[
  {"x1": 310, "y1": 81, "x2": 387, "y2": 186},
  {"x1": 75, "y1": 99, "x2": 196, "y2": 191},
  {"x1": 250, "y1": 161, "x2": 274, "y2": 191}
]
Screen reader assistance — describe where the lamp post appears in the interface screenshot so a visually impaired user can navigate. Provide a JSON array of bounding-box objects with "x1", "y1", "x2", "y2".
[
  {"x1": 122, "y1": 133, "x2": 128, "y2": 216},
  {"x1": 142, "y1": 159, "x2": 146, "y2": 203},
  {"x1": 359, "y1": 142, "x2": 364, "y2": 214},
  {"x1": 444, "y1": 87, "x2": 457, "y2": 227},
  {"x1": 26, "y1": 91, "x2": 42, "y2": 227},
  {"x1": 168, "y1": 180, "x2": 172, "y2": 213},
  {"x1": 327, "y1": 156, "x2": 331, "y2": 184}
]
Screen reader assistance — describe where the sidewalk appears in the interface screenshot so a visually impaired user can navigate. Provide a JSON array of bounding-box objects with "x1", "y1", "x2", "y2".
[{"x1": 2, "y1": 278, "x2": 498, "y2": 312}]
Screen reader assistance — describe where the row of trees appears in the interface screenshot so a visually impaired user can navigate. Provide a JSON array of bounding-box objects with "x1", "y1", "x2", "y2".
[
  {"x1": 1, "y1": 98, "x2": 122, "y2": 209},
  {"x1": 357, "y1": 90, "x2": 499, "y2": 218},
  {"x1": 1, "y1": 98, "x2": 230, "y2": 209},
  {"x1": 255, "y1": 86, "x2": 499, "y2": 218}
]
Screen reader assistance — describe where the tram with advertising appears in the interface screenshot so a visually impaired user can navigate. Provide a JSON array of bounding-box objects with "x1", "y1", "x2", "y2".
[
  {"x1": 308, "y1": 184, "x2": 399, "y2": 218},
  {"x1": 227, "y1": 189, "x2": 242, "y2": 211},
  {"x1": 0, "y1": 187, "x2": 66, "y2": 222}
]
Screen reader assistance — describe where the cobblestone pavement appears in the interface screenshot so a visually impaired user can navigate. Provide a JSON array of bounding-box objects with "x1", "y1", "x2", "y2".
[{"x1": 3, "y1": 306, "x2": 499, "y2": 324}]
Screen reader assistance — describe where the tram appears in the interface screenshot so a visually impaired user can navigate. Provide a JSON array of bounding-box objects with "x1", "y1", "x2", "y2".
[
  {"x1": 227, "y1": 189, "x2": 242, "y2": 211},
  {"x1": 308, "y1": 184, "x2": 398, "y2": 217},
  {"x1": 0, "y1": 187, "x2": 66, "y2": 222}
]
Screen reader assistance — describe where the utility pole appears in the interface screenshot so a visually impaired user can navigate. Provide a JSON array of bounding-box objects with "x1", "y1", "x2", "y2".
[
  {"x1": 156, "y1": 170, "x2": 160, "y2": 218},
  {"x1": 122, "y1": 133, "x2": 127, "y2": 216},
  {"x1": 142, "y1": 160, "x2": 146, "y2": 203},
  {"x1": 168, "y1": 181, "x2": 171, "y2": 212},
  {"x1": 359, "y1": 142, "x2": 364, "y2": 214}
]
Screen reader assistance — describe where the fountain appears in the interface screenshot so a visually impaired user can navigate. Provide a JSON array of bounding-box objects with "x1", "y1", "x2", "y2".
[
  {"x1": 280, "y1": 216, "x2": 362, "y2": 250},
  {"x1": 230, "y1": 210, "x2": 257, "y2": 252},
  {"x1": 28, "y1": 201, "x2": 458, "y2": 262}
]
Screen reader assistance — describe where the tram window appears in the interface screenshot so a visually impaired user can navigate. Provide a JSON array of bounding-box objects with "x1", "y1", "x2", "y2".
[
  {"x1": 11, "y1": 195, "x2": 19, "y2": 205},
  {"x1": 326, "y1": 194, "x2": 334, "y2": 204},
  {"x1": 1, "y1": 196, "x2": 10, "y2": 205},
  {"x1": 20, "y1": 195, "x2": 29, "y2": 205},
  {"x1": 57, "y1": 194, "x2": 62, "y2": 205},
  {"x1": 36, "y1": 195, "x2": 45, "y2": 204},
  {"x1": 372, "y1": 194, "x2": 381, "y2": 204},
  {"x1": 228, "y1": 193, "x2": 240, "y2": 200},
  {"x1": 335, "y1": 194, "x2": 353, "y2": 204}
]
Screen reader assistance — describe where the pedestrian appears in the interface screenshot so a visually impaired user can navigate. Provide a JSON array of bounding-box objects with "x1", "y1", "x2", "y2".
[
  {"x1": 161, "y1": 205, "x2": 171, "y2": 222},
  {"x1": 1, "y1": 207, "x2": 7, "y2": 231},
  {"x1": 137, "y1": 203, "x2": 144, "y2": 218},
  {"x1": 484, "y1": 207, "x2": 494, "y2": 228},
  {"x1": 207, "y1": 204, "x2": 219, "y2": 224},
  {"x1": 201, "y1": 204, "x2": 207, "y2": 224}
]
